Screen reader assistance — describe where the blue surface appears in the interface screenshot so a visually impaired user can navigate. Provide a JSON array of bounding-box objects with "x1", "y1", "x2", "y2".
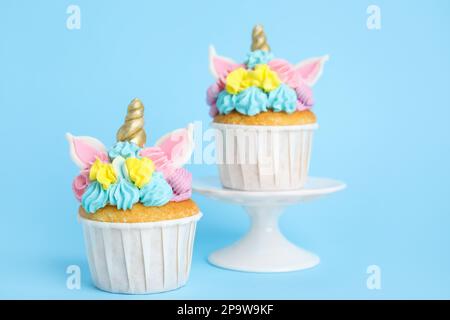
[{"x1": 0, "y1": 0, "x2": 449, "y2": 299}]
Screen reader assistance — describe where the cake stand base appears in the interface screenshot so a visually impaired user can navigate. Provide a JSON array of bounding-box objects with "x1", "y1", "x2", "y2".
[
  {"x1": 209, "y1": 205, "x2": 319, "y2": 272},
  {"x1": 193, "y1": 177, "x2": 345, "y2": 273}
]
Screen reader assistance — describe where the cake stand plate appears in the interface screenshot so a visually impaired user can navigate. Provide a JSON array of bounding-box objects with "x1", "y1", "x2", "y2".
[{"x1": 193, "y1": 177, "x2": 346, "y2": 273}]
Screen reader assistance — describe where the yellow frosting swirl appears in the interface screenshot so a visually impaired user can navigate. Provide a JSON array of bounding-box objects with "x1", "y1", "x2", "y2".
[
  {"x1": 250, "y1": 64, "x2": 280, "y2": 92},
  {"x1": 125, "y1": 157, "x2": 155, "y2": 188},
  {"x1": 89, "y1": 159, "x2": 117, "y2": 190},
  {"x1": 225, "y1": 68, "x2": 248, "y2": 94},
  {"x1": 225, "y1": 64, "x2": 281, "y2": 94}
]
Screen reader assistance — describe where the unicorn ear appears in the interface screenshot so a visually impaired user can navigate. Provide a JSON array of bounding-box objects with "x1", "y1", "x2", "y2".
[
  {"x1": 66, "y1": 133, "x2": 108, "y2": 169},
  {"x1": 294, "y1": 55, "x2": 330, "y2": 86},
  {"x1": 155, "y1": 123, "x2": 195, "y2": 168},
  {"x1": 209, "y1": 45, "x2": 241, "y2": 80}
]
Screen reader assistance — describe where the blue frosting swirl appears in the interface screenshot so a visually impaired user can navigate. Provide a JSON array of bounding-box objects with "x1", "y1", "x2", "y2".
[
  {"x1": 268, "y1": 84, "x2": 297, "y2": 114},
  {"x1": 216, "y1": 90, "x2": 236, "y2": 115},
  {"x1": 245, "y1": 50, "x2": 274, "y2": 69},
  {"x1": 140, "y1": 172, "x2": 173, "y2": 207},
  {"x1": 235, "y1": 86, "x2": 268, "y2": 116},
  {"x1": 111, "y1": 156, "x2": 129, "y2": 180},
  {"x1": 109, "y1": 141, "x2": 141, "y2": 159},
  {"x1": 108, "y1": 179, "x2": 140, "y2": 210},
  {"x1": 81, "y1": 181, "x2": 109, "y2": 213}
]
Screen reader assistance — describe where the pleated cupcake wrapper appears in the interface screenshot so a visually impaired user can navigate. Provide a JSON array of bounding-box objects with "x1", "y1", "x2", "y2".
[
  {"x1": 212, "y1": 123, "x2": 318, "y2": 191},
  {"x1": 79, "y1": 213, "x2": 202, "y2": 294}
]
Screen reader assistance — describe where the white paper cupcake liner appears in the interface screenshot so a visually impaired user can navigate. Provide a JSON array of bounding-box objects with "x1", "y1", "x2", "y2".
[
  {"x1": 79, "y1": 213, "x2": 202, "y2": 294},
  {"x1": 212, "y1": 123, "x2": 318, "y2": 190}
]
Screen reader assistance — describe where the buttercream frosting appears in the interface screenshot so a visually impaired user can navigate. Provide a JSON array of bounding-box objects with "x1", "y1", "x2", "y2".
[
  {"x1": 295, "y1": 81, "x2": 314, "y2": 110},
  {"x1": 139, "y1": 146, "x2": 175, "y2": 179},
  {"x1": 89, "y1": 159, "x2": 117, "y2": 190},
  {"x1": 82, "y1": 181, "x2": 109, "y2": 213},
  {"x1": 268, "y1": 84, "x2": 297, "y2": 113},
  {"x1": 268, "y1": 59, "x2": 299, "y2": 88},
  {"x1": 109, "y1": 141, "x2": 141, "y2": 159},
  {"x1": 72, "y1": 171, "x2": 89, "y2": 201},
  {"x1": 235, "y1": 86, "x2": 268, "y2": 116},
  {"x1": 68, "y1": 122, "x2": 194, "y2": 214},
  {"x1": 125, "y1": 157, "x2": 155, "y2": 189},
  {"x1": 207, "y1": 37, "x2": 329, "y2": 117},
  {"x1": 140, "y1": 172, "x2": 173, "y2": 207},
  {"x1": 245, "y1": 50, "x2": 274, "y2": 69},
  {"x1": 167, "y1": 168, "x2": 192, "y2": 202},
  {"x1": 108, "y1": 179, "x2": 140, "y2": 210},
  {"x1": 216, "y1": 90, "x2": 236, "y2": 115}
]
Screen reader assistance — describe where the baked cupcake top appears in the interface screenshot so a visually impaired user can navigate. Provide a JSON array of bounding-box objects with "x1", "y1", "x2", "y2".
[
  {"x1": 67, "y1": 98, "x2": 195, "y2": 215},
  {"x1": 206, "y1": 25, "x2": 329, "y2": 119}
]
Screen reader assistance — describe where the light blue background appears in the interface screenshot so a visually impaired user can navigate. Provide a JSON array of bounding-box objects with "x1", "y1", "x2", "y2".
[{"x1": 1, "y1": 0, "x2": 449, "y2": 299}]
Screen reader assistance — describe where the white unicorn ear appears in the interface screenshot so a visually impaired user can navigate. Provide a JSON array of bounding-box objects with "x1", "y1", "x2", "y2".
[
  {"x1": 294, "y1": 55, "x2": 330, "y2": 86},
  {"x1": 209, "y1": 45, "x2": 241, "y2": 80},
  {"x1": 155, "y1": 123, "x2": 195, "y2": 168},
  {"x1": 66, "y1": 133, "x2": 108, "y2": 169}
]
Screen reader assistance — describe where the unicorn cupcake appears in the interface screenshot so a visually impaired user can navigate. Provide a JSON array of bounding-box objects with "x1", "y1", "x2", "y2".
[
  {"x1": 67, "y1": 98, "x2": 201, "y2": 294},
  {"x1": 207, "y1": 25, "x2": 329, "y2": 190}
]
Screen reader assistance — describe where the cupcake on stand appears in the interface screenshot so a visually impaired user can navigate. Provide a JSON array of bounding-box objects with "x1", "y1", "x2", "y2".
[{"x1": 194, "y1": 26, "x2": 346, "y2": 272}]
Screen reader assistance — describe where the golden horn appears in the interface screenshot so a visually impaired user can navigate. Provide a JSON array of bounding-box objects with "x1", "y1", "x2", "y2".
[
  {"x1": 116, "y1": 98, "x2": 147, "y2": 147},
  {"x1": 251, "y1": 24, "x2": 270, "y2": 52}
]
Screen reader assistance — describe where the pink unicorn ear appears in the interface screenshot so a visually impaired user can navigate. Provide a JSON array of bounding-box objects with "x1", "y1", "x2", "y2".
[
  {"x1": 294, "y1": 55, "x2": 330, "y2": 86},
  {"x1": 155, "y1": 123, "x2": 195, "y2": 168},
  {"x1": 66, "y1": 133, "x2": 108, "y2": 169},
  {"x1": 209, "y1": 45, "x2": 242, "y2": 80}
]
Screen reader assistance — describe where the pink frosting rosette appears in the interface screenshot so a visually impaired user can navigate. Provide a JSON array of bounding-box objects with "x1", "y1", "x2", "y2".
[
  {"x1": 209, "y1": 102, "x2": 219, "y2": 117},
  {"x1": 295, "y1": 81, "x2": 314, "y2": 111},
  {"x1": 206, "y1": 81, "x2": 223, "y2": 117},
  {"x1": 72, "y1": 170, "x2": 89, "y2": 201},
  {"x1": 139, "y1": 146, "x2": 176, "y2": 179},
  {"x1": 206, "y1": 81, "x2": 223, "y2": 105},
  {"x1": 167, "y1": 168, "x2": 192, "y2": 202},
  {"x1": 268, "y1": 59, "x2": 299, "y2": 88}
]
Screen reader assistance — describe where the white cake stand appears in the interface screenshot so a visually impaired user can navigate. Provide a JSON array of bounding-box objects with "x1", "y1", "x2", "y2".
[{"x1": 193, "y1": 177, "x2": 346, "y2": 273}]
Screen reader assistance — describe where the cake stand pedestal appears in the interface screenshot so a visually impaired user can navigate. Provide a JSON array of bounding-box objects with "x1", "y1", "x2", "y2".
[{"x1": 193, "y1": 177, "x2": 346, "y2": 273}]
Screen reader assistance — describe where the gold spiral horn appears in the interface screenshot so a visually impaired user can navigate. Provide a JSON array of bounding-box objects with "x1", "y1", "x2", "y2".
[
  {"x1": 251, "y1": 24, "x2": 270, "y2": 52},
  {"x1": 116, "y1": 98, "x2": 147, "y2": 147}
]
